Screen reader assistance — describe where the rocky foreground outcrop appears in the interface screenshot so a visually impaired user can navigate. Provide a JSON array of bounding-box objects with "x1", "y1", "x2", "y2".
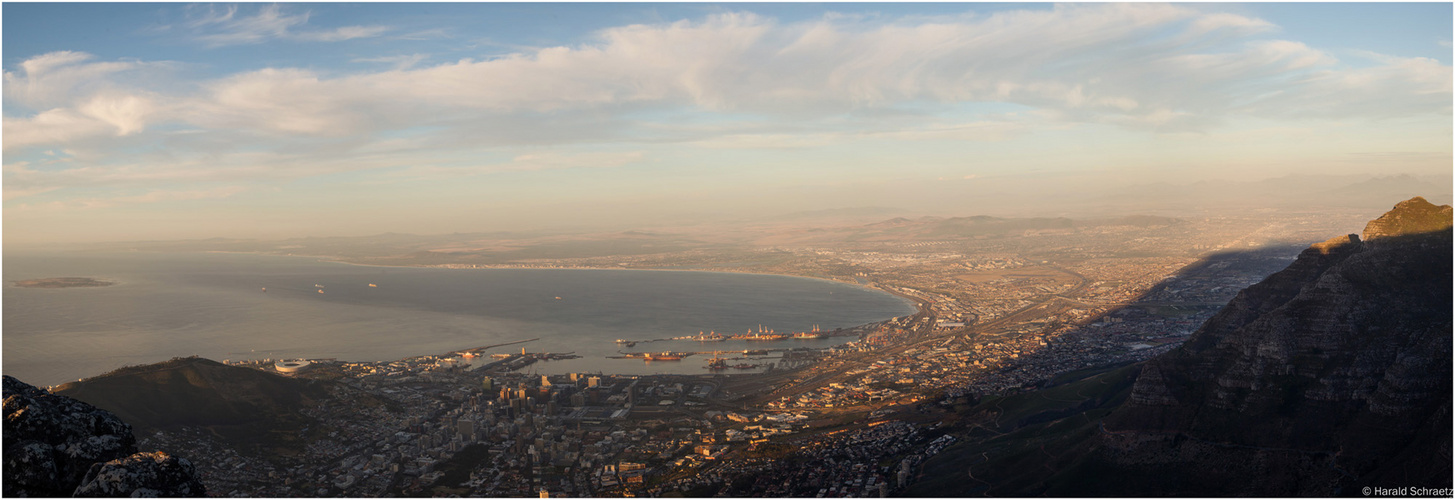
[
  {"x1": 73, "y1": 452, "x2": 206, "y2": 497},
  {"x1": 3, "y1": 375, "x2": 206, "y2": 497}
]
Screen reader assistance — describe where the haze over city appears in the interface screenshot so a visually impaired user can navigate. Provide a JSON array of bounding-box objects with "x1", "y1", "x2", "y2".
[
  {"x1": 3, "y1": 3, "x2": 1453, "y2": 498},
  {"x1": 4, "y1": 2, "x2": 1451, "y2": 244}
]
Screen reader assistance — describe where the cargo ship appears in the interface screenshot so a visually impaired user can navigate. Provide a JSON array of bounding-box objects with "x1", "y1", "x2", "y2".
[
  {"x1": 733, "y1": 332, "x2": 788, "y2": 341},
  {"x1": 644, "y1": 352, "x2": 684, "y2": 361},
  {"x1": 732, "y1": 325, "x2": 788, "y2": 341},
  {"x1": 793, "y1": 325, "x2": 828, "y2": 339}
]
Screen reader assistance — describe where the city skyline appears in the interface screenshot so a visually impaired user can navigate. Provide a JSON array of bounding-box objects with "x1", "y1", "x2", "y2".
[{"x1": 4, "y1": 2, "x2": 1451, "y2": 243}]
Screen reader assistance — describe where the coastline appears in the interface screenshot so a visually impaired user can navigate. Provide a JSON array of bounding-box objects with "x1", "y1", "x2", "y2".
[
  {"x1": 200, "y1": 249, "x2": 915, "y2": 310},
  {"x1": 8, "y1": 276, "x2": 125, "y2": 289}
]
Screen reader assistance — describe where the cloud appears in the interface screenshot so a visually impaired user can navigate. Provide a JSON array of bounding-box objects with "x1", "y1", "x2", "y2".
[
  {"x1": 188, "y1": 68, "x2": 379, "y2": 136},
  {"x1": 8, "y1": 186, "x2": 247, "y2": 211},
  {"x1": 3, "y1": 4, "x2": 1450, "y2": 209},
  {"x1": 352, "y1": 54, "x2": 430, "y2": 71},
  {"x1": 387, "y1": 151, "x2": 648, "y2": 180},
  {"x1": 10, "y1": 5, "x2": 1450, "y2": 147},
  {"x1": 1244, "y1": 53, "x2": 1453, "y2": 118},
  {"x1": 3, "y1": 51, "x2": 143, "y2": 108},
  {"x1": 1185, "y1": 12, "x2": 1276, "y2": 37},
  {"x1": 110, "y1": 186, "x2": 248, "y2": 205},
  {"x1": 509, "y1": 151, "x2": 645, "y2": 171},
  {"x1": 3, "y1": 93, "x2": 159, "y2": 151},
  {"x1": 293, "y1": 25, "x2": 393, "y2": 43},
  {"x1": 172, "y1": 4, "x2": 1441, "y2": 136},
  {"x1": 185, "y1": 4, "x2": 390, "y2": 47},
  {"x1": 688, "y1": 118, "x2": 1032, "y2": 150}
]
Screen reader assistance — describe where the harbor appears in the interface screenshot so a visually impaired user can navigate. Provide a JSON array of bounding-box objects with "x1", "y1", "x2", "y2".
[{"x1": 611, "y1": 324, "x2": 844, "y2": 347}]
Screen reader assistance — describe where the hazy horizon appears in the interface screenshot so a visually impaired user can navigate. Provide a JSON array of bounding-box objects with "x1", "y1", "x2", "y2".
[{"x1": 4, "y1": 3, "x2": 1451, "y2": 244}]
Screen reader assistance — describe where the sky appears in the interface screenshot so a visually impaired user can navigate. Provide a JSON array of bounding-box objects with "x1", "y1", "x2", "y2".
[{"x1": 3, "y1": 2, "x2": 1452, "y2": 244}]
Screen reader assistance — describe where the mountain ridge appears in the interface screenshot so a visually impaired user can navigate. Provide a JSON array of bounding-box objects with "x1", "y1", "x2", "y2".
[{"x1": 910, "y1": 196, "x2": 1452, "y2": 496}]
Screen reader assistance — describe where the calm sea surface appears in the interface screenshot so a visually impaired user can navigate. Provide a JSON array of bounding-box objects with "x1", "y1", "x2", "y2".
[{"x1": 3, "y1": 251, "x2": 915, "y2": 386}]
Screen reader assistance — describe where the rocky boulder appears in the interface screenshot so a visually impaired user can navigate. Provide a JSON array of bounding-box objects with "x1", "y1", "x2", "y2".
[
  {"x1": 3, "y1": 375, "x2": 206, "y2": 497},
  {"x1": 74, "y1": 452, "x2": 207, "y2": 497},
  {"x1": 4, "y1": 375, "x2": 139, "y2": 497},
  {"x1": 1361, "y1": 196, "x2": 1453, "y2": 240}
]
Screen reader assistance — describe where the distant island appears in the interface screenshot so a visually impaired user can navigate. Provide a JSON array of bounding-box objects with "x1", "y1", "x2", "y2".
[{"x1": 12, "y1": 277, "x2": 114, "y2": 289}]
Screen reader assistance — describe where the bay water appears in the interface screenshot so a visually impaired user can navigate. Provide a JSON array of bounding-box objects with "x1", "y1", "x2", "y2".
[{"x1": 3, "y1": 251, "x2": 916, "y2": 386}]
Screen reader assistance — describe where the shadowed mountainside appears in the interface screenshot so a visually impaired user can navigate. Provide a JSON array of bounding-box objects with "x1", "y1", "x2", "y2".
[
  {"x1": 909, "y1": 197, "x2": 1452, "y2": 496},
  {"x1": 54, "y1": 357, "x2": 342, "y2": 457}
]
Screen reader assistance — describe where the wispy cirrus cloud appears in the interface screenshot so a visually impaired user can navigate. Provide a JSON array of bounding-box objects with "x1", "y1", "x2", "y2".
[
  {"x1": 184, "y1": 4, "x2": 391, "y2": 47},
  {"x1": 351, "y1": 54, "x2": 430, "y2": 71},
  {"x1": 1, "y1": 51, "x2": 168, "y2": 110}
]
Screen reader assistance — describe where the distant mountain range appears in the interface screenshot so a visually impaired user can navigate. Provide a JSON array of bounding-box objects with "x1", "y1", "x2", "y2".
[
  {"x1": 48, "y1": 210, "x2": 1188, "y2": 265},
  {"x1": 910, "y1": 197, "x2": 1452, "y2": 496},
  {"x1": 1082, "y1": 173, "x2": 1453, "y2": 214}
]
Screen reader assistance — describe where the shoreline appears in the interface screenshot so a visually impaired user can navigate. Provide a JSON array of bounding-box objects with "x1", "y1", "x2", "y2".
[
  {"x1": 199, "y1": 249, "x2": 916, "y2": 309},
  {"x1": 9, "y1": 276, "x2": 125, "y2": 289}
]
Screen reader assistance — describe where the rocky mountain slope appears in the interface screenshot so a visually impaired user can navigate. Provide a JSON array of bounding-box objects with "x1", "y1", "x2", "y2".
[
  {"x1": 1100, "y1": 197, "x2": 1451, "y2": 495},
  {"x1": 911, "y1": 197, "x2": 1452, "y2": 496},
  {"x1": 3, "y1": 375, "x2": 205, "y2": 497}
]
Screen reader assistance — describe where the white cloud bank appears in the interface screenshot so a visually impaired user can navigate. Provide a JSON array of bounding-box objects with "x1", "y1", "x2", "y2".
[{"x1": 3, "y1": 4, "x2": 1451, "y2": 208}]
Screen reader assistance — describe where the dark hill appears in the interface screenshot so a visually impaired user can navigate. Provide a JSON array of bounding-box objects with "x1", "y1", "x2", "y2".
[
  {"x1": 910, "y1": 197, "x2": 1452, "y2": 496},
  {"x1": 54, "y1": 357, "x2": 331, "y2": 456}
]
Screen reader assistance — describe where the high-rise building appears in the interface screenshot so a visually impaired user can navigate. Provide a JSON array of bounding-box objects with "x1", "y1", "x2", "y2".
[
  {"x1": 540, "y1": 375, "x2": 551, "y2": 387},
  {"x1": 458, "y1": 418, "x2": 475, "y2": 441},
  {"x1": 587, "y1": 376, "x2": 601, "y2": 388}
]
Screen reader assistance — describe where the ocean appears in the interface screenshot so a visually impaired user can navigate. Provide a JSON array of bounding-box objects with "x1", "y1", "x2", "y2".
[{"x1": 3, "y1": 251, "x2": 916, "y2": 386}]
